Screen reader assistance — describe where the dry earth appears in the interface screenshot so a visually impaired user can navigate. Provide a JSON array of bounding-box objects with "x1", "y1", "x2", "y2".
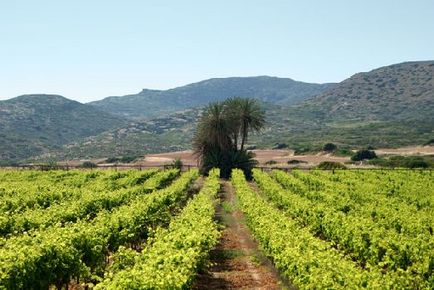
[{"x1": 194, "y1": 181, "x2": 290, "y2": 290}]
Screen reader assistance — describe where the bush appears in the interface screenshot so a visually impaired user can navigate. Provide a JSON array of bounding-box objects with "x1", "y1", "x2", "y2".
[
  {"x1": 106, "y1": 157, "x2": 119, "y2": 163},
  {"x1": 424, "y1": 139, "x2": 434, "y2": 146},
  {"x1": 265, "y1": 160, "x2": 277, "y2": 165},
  {"x1": 335, "y1": 148, "x2": 353, "y2": 157},
  {"x1": 369, "y1": 156, "x2": 431, "y2": 168},
  {"x1": 323, "y1": 143, "x2": 337, "y2": 152},
  {"x1": 169, "y1": 158, "x2": 183, "y2": 170},
  {"x1": 81, "y1": 161, "x2": 97, "y2": 168},
  {"x1": 317, "y1": 161, "x2": 347, "y2": 170},
  {"x1": 351, "y1": 150, "x2": 377, "y2": 161},
  {"x1": 273, "y1": 143, "x2": 288, "y2": 149},
  {"x1": 106, "y1": 156, "x2": 138, "y2": 164},
  {"x1": 287, "y1": 159, "x2": 307, "y2": 165}
]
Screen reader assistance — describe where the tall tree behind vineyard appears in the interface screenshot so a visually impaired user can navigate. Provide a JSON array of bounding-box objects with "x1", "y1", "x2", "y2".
[{"x1": 193, "y1": 97, "x2": 265, "y2": 179}]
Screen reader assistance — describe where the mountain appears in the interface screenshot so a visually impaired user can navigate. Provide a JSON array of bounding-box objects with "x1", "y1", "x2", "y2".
[
  {"x1": 49, "y1": 61, "x2": 434, "y2": 159},
  {"x1": 263, "y1": 61, "x2": 434, "y2": 149},
  {"x1": 88, "y1": 76, "x2": 335, "y2": 119},
  {"x1": 301, "y1": 61, "x2": 434, "y2": 121},
  {"x1": 2, "y1": 61, "x2": 434, "y2": 163},
  {"x1": 0, "y1": 94, "x2": 125, "y2": 162}
]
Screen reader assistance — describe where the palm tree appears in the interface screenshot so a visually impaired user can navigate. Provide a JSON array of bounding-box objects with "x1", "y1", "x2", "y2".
[
  {"x1": 236, "y1": 98, "x2": 265, "y2": 151},
  {"x1": 193, "y1": 102, "x2": 232, "y2": 162},
  {"x1": 193, "y1": 98, "x2": 265, "y2": 178}
]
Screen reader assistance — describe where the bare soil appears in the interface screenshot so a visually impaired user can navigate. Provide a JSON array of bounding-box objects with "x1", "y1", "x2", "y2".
[
  {"x1": 139, "y1": 149, "x2": 350, "y2": 167},
  {"x1": 193, "y1": 181, "x2": 290, "y2": 290},
  {"x1": 374, "y1": 145, "x2": 434, "y2": 156}
]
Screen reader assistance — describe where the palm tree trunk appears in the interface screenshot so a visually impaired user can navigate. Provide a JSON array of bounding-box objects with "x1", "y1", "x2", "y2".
[{"x1": 240, "y1": 122, "x2": 247, "y2": 151}]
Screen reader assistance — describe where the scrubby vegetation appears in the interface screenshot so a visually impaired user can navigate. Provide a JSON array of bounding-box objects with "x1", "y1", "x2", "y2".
[
  {"x1": 351, "y1": 149, "x2": 377, "y2": 161},
  {"x1": 323, "y1": 143, "x2": 337, "y2": 152},
  {"x1": 316, "y1": 161, "x2": 347, "y2": 170},
  {"x1": 369, "y1": 155, "x2": 434, "y2": 168}
]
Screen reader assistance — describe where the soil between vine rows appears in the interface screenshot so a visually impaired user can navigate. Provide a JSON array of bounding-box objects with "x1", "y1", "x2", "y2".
[{"x1": 194, "y1": 181, "x2": 292, "y2": 290}]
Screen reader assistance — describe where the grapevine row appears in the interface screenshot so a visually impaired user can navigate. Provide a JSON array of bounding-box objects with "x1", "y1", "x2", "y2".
[
  {"x1": 0, "y1": 169, "x2": 199, "y2": 289},
  {"x1": 96, "y1": 168, "x2": 221, "y2": 289}
]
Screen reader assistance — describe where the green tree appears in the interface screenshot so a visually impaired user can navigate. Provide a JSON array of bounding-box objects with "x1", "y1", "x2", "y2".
[
  {"x1": 226, "y1": 98, "x2": 265, "y2": 151},
  {"x1": 193, "y1": 98, "x2": 265, "y2": 178}
]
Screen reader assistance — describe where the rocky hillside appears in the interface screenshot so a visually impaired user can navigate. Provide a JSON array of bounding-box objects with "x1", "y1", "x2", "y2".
[
  {"x1": 88, "y1": 76, "x2": 334, "y2": 119},
  {"x1": 50, "y1": 61, "x2": 434, "y2": 159},
  {"x1": 0, "y1": 95, "x2": 125, "y2": 162},
  {"x1": 2, "y1": 61, "x2": 433, "y2": 163},
  {"x1": 301, "y1": 61, "x2": 434, "y2": 121}
]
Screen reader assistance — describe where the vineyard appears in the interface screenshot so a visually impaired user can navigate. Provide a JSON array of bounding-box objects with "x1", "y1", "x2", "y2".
[{"x1": 0, "y1": 168, "x2": 433, "y2": 289}]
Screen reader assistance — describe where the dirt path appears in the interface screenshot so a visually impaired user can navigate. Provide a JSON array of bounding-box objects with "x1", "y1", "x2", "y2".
[{"x1": 194, "y1": 181, "x2": 288, "y2": 289}]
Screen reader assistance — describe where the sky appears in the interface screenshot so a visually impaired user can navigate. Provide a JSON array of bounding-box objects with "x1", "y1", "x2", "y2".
[{"x1": 1, "y1": 0, "x2": 433, "y2": 103}]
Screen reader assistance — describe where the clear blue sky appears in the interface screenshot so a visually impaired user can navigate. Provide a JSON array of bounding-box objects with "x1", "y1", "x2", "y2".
[{"x1": 1, "y1": 0, "x2": 433, "y2": 102}]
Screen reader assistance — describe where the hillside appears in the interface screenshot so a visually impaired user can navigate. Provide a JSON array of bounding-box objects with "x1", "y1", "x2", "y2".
[
  {"x1": 0, "y1": 95, "x2": 125, "y2": 162},
  {"x1": 48, "y1": 61, "x2": 434, "y2": 159},
  {"x1": 88, "y1": 76, "x2": 334, "y2": 119},
  {"x1": 2, "y1": 61, "x2": 434, "y2": 163},
  {"x1": 301, "y1": 61, "x2": 434, "y2": 121}
]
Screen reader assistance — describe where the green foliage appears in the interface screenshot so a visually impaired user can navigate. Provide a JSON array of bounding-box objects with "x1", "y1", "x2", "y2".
[
  {"x1": 287, "y1": 159, "x2": 307, "y2": 165},
  {"x1": 351, "y1": 149, "x2": 377, "y2": 161},
  {"x1": 317, "y1": 161, "x2": 347, "y2": 170},
  {"x1": 232, "y1": 169, "x2": 383, "y2": 288},
  {"x1": 272, "y1": 143, "x2": 288, "y2": 149},
  {"x1": 335, "y1": 148, "x2": 353, "y2": 156},
  {"x1": 193, "y1": 98, "x2": 264, "y2": 179},
  {"x1": 369, "y1": 156, "x2": 433, "y2": 168},
  {"x1": 200, "y1": 148, "x2": 258, "y2": 179},
  {"x1": 423, "y1": 138, "x2": 434, "y2": 146},
  {"x1": 96, "y1": 169, "x2": 220, "y2": 289},
  {"x1": 247, "y1": 169, "x2": 434, "y2": 288},
  {"x1": 169, "y1": 158, "x2": 183, "y2": 170},
  {"x1": 0, "y1": 169, "x2": 198, "y2": 288},
  {"x1": 81, "y1": 161, "x2": 98, "y2": 168},
  {"x1": 105, "y1": 156, "x2": 139, "y2": 163},
  {"x1": 323, "y1": 143, "x2": 337, "y2": 152}
]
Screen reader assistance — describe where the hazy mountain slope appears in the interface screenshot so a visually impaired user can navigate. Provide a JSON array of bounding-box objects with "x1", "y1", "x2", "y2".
[
  {"x1": 0, "y1": 94, "x2": 125, "y2": 162},
  {"x1": 301, "y1": 61, "x2": 434, "y2": 121},
  {"x1": 88, "y1": 76, "x2": 334, "y2": 119},
  {"x1": 50, "y1": 61, "x2": 434, "y2": 159}
]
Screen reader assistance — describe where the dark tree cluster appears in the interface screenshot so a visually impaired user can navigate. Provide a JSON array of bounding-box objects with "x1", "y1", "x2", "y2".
[{"x1": 193, "y1": 97, "x2": 265, "y2": 179}]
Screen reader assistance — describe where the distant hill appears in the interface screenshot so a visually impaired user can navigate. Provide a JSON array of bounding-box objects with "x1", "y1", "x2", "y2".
[
  {"x1": 301, "y1": 61, "x2": 434, "y2": 121},
  {"x1": 2, "y1": 61, "x2": 434, "y2": 163},
  {"x1": 49, "y1": 61, "x2": 434, "y2": 159},
  {"x1": 0, "y1": 94, "x2": 125, "y2": 162},
  {"x1": 88, "y1": 76, "x2": 334, "y2": 119}
]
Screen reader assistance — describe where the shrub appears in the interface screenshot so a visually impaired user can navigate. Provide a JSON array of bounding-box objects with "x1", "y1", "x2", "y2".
[
  {"x1": 106, "y1": 156, "x2": 138, "y2": 164},
  {"x1": 169, "y1": 158, "x2": 183, "y2": 170},
  {"x1": 106, "y1": 157, "x2": 120, "y2": 163},
  {"x1": 323, "y1": 143, "x2": 337, "y2": 152},
  {"x1": 287, "y1": 159, "x2": 307, "y2": 164},
  {"x1": 369, "y1": 156, "x2": 431, "y2": 168},
  {"x1": 351, "y1": 150, "x2": 377, "y2": 161},
  {"x1": 265, "y1": 160, "x2": 277, "y2": 165},
  {"x1": 424, "y1": 139, "x2": 434, "y2": 146},
  {"x1": 273, "y1": 143, "x2": 288, "y2": 149},
  {"x1": 317, "y1": 161, "x2": 347, "y2": 170},
  {"x1": 335, "y1": 148, "x2": 353, "y2": 156},
  {"x1": 81, "y1": 161, "x2": 97, "y2": 168}
]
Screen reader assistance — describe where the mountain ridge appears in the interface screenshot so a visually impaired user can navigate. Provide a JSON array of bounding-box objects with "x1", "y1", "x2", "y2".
[
  {"x1": 1, "y1": 61, "x2": 433, "y2": 163},
  {"x1": 88, "y1": 76, "x2": 335, "y2": 119},
  {"x1": 0, "y1": 94, "x2": 125, "y2": 162}
]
